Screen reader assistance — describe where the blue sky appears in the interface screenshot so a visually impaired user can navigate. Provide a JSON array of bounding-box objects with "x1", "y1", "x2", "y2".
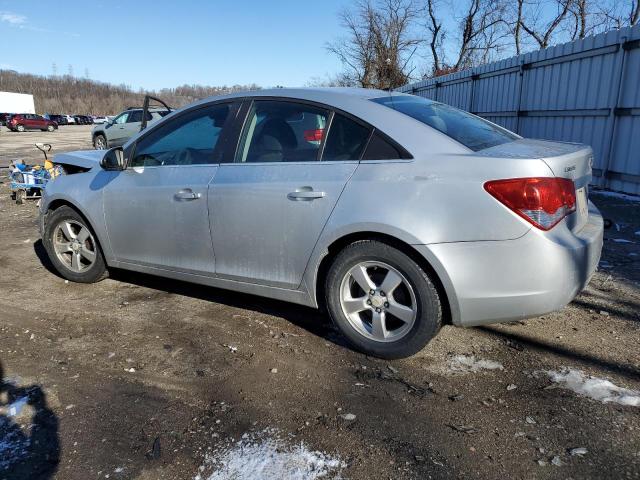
[{"x1": 0, "y1": 0, "x2": 350, "y2": 89}]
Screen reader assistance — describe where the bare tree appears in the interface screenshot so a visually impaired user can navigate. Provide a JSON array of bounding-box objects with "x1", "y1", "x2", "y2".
[
  {"x1": 426, "y1": 0, "x2": 444, "y2": 73},
  {"x1": 517, "y1": 0, "x2": 572, "y2": 49},
  {"x1": 327, "y1": 0, "x2": 421, "y2": 89},
  {"x1": 633, "y1": 0, "x2": 640, "y2": 25},
  {"x1": 423, "y1": 0, "x2": 507, "y2": 77}
]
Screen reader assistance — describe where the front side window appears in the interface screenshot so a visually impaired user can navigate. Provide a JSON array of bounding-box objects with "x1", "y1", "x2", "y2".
[
  {"x1": 236, "y1": 101, "x2": 329, "y2": 163},
  {"x1": 127, "y1": 111, "x2": 144, "y2": 123},
  {"x1": 114, "y1": 113, "x2": 129, "y2": 124},
  {"x1": 130, "y1": 104, "x2": 230, "y2": 167},
  {"x1": 371, "y1": 95, "x2": 518, "y2": 152}
]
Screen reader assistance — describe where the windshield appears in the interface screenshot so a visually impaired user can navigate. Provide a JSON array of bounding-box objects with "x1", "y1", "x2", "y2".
[{"x1": 371, "y1": 95, "x2": 518, "y2": 152}]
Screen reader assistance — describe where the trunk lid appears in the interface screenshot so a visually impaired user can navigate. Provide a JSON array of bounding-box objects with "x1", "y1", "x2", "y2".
[{"x1": 478, "y1": 138, "x2": 593, "y2": 232}]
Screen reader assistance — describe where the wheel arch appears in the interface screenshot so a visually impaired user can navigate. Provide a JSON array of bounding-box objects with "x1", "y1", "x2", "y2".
[
  {"x1": 43, "y1": 199, "x2": 110, "y2": 262},
  {"x1": 92, "y1": 131, "x2": 107, "y2": 146},
  {"x1": 312, "y1": 231, "x2": 458, "y2": 326}
]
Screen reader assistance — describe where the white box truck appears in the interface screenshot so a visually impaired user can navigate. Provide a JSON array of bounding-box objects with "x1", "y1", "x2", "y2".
[{"x1": 0, "y1": 92, "x2": 35, "y2": 114}]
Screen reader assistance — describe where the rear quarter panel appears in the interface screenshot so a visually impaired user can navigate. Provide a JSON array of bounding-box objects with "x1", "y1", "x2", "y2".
[{"x1": 302, "y1": 151, "x2": 555, "y2": 307}]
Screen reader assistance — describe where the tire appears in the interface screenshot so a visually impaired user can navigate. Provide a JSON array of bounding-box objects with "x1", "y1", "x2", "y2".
[
  {"x1": 93, "y1": 134, "x2": 107, "y2": 150},
  {"x1": 15, "y1": 190, "x2": 25, "y2": 205},
  {"x1": 47, "y1": 125, "x2": 54, "y2": 132},
  {"x1": 325, "y1": 240, "x2": 442, "y2": 359},
  {"x1": 16, "y1": 124, "x2": 25, "y2": 132},
  {"x1": 43, "y1": 206, "x2": 108, "y2": 283}
]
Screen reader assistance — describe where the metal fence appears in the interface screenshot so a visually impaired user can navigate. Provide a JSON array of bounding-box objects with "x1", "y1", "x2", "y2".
[{"x1": 398, "y1": 24, "x2": 640, "y2": 195}]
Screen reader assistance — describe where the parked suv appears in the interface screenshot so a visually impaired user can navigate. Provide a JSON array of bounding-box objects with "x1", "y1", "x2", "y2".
[
  {"x1": 7, "y1": 114, "x2": 58, "y2": 132},
  {"x1": 92, "y1": 108, "x2": 170, "y2": 149}
]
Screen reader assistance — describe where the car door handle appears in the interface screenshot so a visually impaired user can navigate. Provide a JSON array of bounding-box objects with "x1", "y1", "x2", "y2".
[
  {"x1": 174, "y1": 189, "x2": 201, "y2": 201},
  {"x1": 287, "y1": 187, "x2": 326, "y2": 201}
]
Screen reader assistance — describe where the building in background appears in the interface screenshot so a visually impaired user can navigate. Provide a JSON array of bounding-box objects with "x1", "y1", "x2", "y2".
[{"x1": 0, "y1": 92, "x2": 35, "y2": 114}]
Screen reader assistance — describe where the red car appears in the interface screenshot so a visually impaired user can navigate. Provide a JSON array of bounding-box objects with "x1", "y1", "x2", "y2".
[{"x1": 7, "y1": 114, "x2": 58, "y2": 132}]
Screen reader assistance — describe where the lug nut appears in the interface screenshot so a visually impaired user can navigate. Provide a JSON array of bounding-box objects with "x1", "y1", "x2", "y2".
[
  {"x1": 369, "y1": 289, "x2": 375, "y2": 295},
  {"x1": 375, "y1": 308, "x2": 381, "y2": 313},
  {"x1": 367, "y1": 299, "x2": 372, "y2": 305},
  {"x1": 384, "y1": 302, "x2": 389, "y2": 308},
  {"x1": 380, "y1": 291, "x2": 385, "y2": 296}
]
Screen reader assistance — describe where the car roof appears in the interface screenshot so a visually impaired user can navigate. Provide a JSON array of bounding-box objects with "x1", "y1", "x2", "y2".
[{"x1": 197, "y1": 87, "x2": 416, "y2": 105}]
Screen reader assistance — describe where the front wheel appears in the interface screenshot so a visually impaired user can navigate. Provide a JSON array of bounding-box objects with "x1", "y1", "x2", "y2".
[
  {"x1": 325, "y1": 240, "x2": 442, "y2": 359},
  {"x1": 93, "y1": 134, "x2": 107, "y2": 150},
  {"x1": 43, "y1": 206, "x2": 108, "y2": 283},
  {"x1": 16, "y1": 124, "x2": 25, "y2": 132},
  {"x1": 47, "y1": 125, "x2": 54, "y2": 132}
]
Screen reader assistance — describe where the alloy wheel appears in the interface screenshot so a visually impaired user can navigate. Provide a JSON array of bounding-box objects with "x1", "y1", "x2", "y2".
[
  {"x1": 52, "y1": 220, "x2": 97, "y2": 272},
  {"x1": 339, "y1": 261, "x2": 417, "y2": 342}
]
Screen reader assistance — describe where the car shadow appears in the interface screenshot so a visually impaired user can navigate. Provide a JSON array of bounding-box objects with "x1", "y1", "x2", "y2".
[
  {"x1": 477, "y1": 326, "x2": 640, "y2": 381},
  {"x1": 108, "y1": 268, "x2": 353, "y2": 351},
  {"x1": 33, "y1": 239, "x2": 64, "y2": 279},
  {"x1": 0, "y1": 361, "x2": 60, "y2": 479}
]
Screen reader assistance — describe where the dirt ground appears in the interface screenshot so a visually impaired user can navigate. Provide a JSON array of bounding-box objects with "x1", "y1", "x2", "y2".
[{"x1": 0, "y1": 127, "x2": 639, "y2": 480}]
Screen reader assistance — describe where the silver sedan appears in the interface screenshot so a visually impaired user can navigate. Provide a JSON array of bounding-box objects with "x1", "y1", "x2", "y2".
[{"x1": 39, "y1": 88, "x2": 603, "y2": 358}]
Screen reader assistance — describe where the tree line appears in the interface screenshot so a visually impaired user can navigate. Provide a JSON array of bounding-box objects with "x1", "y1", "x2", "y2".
[
  {"x1": 324, "y1": 0, "x2": 640, "y2": 89},
  {"x1": 0, "y1": 69, "x2": 260, "y2": 115}
]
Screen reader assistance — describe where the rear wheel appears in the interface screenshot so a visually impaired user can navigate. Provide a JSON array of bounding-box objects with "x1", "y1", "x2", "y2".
[
  {"x1": 43, "y1": 206, "x2": 108, "y2": 283},
  {"x1": 16, "y1": 124, "x2": 25, "y2": 132},
  {"x1": 93, "y1": 134, "x2": 107, "y2": 150},
  {"x1": 325, "y1": 240, "x2": 442, "y2": 359}
]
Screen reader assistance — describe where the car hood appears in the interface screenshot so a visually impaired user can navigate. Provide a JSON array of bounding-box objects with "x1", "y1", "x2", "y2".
[{"x1": 53, "y1": 150, "x2": 103, "y2": 170}]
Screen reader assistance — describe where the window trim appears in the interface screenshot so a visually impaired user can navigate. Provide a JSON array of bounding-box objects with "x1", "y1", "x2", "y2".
[
  {"x1": 126, "y1": 100, "x2": 241, "y2": 169},
  {"x1": 225, "y1": 96, "x2": 412, "y2": 165}
]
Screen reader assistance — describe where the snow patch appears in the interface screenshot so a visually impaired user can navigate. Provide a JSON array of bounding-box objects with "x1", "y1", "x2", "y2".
[
  {"x1": 195, "y1": 430, "x2": 345, "y2": 480},
  {"x1": 448, "y1": 355, "x2": 504, "y2": 373},
  {"x1": 546, "y1": 368, "x2": 640, "y2": 406}
]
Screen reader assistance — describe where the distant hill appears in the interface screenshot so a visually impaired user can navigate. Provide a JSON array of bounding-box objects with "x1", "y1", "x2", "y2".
[{"x1": 0, "y1": 69, "x2": 260, "y2": 115}]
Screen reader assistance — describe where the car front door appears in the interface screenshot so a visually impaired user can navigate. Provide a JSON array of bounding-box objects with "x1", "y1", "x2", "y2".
[
  {"x1": 103, "y1": 102, "x2": 238, "y2": 275},
  {"x1": 23, "y1": 114, "x2": 37, "y2": 130},
  {"x1": 106, "y1": 112, "x2": 130, "y2": 146},
  {"x1": 209, "y1": 99, "x2": 371, "y2": 289}
]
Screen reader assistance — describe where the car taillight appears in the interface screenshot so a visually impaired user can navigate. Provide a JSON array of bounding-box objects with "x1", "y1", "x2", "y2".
[
  {"x1": 303, "y1": 129, "x2": 324, "y2": 142},
  {"x1": 484, "y1": 177, "x2": 576, "y2": 231}
]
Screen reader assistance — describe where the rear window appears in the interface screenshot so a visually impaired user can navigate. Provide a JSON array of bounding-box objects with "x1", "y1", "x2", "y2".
[{"x1": 371, "y1": 95, "x2": 518, "y2": 152}]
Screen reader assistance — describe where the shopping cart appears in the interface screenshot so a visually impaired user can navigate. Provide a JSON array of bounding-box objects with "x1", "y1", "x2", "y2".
[{"x1": 8, "y1": 143, "x2": 63, "y2": 204}]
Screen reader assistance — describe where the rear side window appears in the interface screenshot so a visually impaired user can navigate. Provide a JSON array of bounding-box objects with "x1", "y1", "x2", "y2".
[
  {"x1": 236, "y1": 101, "x2": 329, "y2": 163},
  {"x1": 371, "y1": 95, "x2": 518, "y2": 151},
  {"x1": 131, "y1": 104, "x2": 230, "y2": 167},
  {"x1": 322, "y1": 114, "x2": 370, "y2": 161},
  {"x1": 362, "y1": 133, "x2": 403, "y2": 160}
]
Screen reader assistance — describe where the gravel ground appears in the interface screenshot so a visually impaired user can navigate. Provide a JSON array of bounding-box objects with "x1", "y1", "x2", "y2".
[{"x1": 0, "y1": 129, "x2": 639, "y2": 480}]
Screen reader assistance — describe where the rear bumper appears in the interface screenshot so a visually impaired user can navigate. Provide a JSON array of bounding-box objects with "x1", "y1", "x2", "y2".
[{"x1": 422, "y1": 201, "x2": 604, "y2": 327}]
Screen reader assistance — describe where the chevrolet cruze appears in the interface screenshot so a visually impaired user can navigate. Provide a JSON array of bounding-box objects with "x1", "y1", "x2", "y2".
[{"x1": 39, "y1": 88, "x2": 603, "y2": 358}]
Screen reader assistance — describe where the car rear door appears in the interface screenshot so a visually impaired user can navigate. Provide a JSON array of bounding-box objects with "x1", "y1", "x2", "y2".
[
  {"x1": 208, "y1": 99, "x2": 371, "y2": 289},
  {"x1": 103, "y1": 101, "x2": 239, "y2": 275}
]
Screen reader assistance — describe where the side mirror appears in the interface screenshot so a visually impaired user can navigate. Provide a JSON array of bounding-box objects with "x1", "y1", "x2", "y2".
[{"x1": 100, "y1": 147, "x2": 125, "y2": 171}]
